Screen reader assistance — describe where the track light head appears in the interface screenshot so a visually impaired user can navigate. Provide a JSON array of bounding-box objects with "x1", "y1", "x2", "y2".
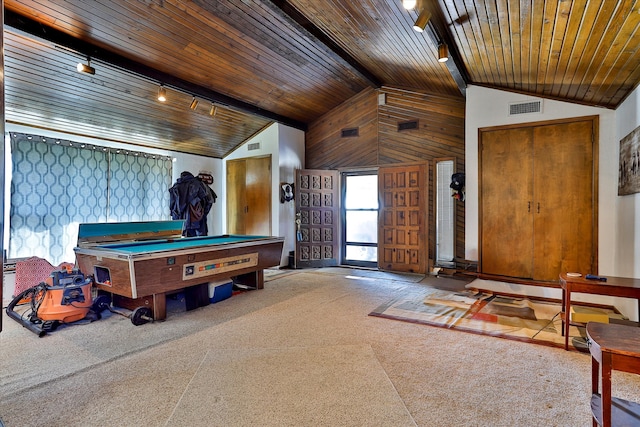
[
  {"x1": 157, "y1": 85, "x2": 167, "y2": 102},
  {"x1": 189, "y1": 97, "x2": 199, "y2": 110},
  {"x1": 438, "y1": 43, "x2": 449, "y2": 62},
  {"x1": 413, "y1": 9, "x2": 431, "y2": 32},
  {"x1": 76, "y1": 57, "x2": 95, "y2": 75}
]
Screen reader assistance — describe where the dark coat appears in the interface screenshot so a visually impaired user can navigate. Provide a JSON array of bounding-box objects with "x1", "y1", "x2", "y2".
[{"x1": 169, "y1": 171, "x2": 214, "y2": 236}]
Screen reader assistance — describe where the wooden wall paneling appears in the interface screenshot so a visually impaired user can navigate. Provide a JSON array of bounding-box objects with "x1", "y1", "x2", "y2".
[
  {"x1": 305, "y1": 87, "x2": 378, "y2": 169},
  {"x1": 378, "y1": 87, "x2": 465, "y2": 268},
  {"x1": 306, "y1": 85, "x2": 466, "y2": 268}
]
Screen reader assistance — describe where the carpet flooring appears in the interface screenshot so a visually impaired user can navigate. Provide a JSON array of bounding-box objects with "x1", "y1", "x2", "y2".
[{"x1": 1, "y1": 269, "x2": 639, "y2": 426}]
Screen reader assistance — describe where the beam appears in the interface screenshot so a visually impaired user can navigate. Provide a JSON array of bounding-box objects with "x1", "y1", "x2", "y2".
[
  {"x1": 425, "y1": 21, "x2": 468, "y2": 96},
  {"x1": 269, "y1": 0, "x2": 382, "y2": 88},
  {"x1": 4, "y1": 9, "x2": 307, "y2": 131}
]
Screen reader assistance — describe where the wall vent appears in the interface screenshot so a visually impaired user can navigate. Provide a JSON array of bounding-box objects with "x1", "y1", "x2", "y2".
[
  {"x1": 509, "y1": 100, "x2": 542, "y2": 115},
  {"x1": 398, "y1": 120, "x2": 419, "y2": 131},
  {"x1": 341, "y1": 127, "x2": 359, "y2": 138},
  {"x1": 248, "y1": 142, "x2": 261, "y2": 151}
]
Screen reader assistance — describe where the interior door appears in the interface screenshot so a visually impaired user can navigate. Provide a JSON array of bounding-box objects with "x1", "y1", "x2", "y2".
[
  {"x1": 226, "y1": 155, "x2": 271, "y2": 235},
  {"x1": 378, "y1": 163, "x2": 427, "y2": 273},
  {"x1": 480, "y1": 128, "x2": 534, "y2": 278},
  {"x1": 480, "y1": 118, "x2": 596, "y2": 281},
  {"x1": 226, "y1": 159, "x2": 247, "y2": 234},
  {"x1": 245, "y1": 156, "x2": 272, "y2": 235},
  {"x1": 295, "y1": 169, "x2": 340, "y2": 268},
  {"x1": 533, "y1": 120, "x2": 594, "y2": 280}
]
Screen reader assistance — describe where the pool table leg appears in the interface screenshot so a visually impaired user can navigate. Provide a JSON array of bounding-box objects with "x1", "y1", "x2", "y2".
[
  {"x1": 235, "y1": 270, "x2": 264, "y2": 290},
  {"x1": 112, "y1": 292, "x2": 167, "y2": 321}
]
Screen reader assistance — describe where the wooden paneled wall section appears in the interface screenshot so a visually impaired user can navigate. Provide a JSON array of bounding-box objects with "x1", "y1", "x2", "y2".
[{"x1": 305, "y1": 85, "x2": 466, "y2": 268}]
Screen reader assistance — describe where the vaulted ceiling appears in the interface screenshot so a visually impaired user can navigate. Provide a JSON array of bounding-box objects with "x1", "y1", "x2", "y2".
[{"x1": 3, "y1": 1, "x2": 640, "y2": 158}]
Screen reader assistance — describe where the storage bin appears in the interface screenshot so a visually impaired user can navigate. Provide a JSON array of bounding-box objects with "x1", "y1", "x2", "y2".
[{"x1": 209, "y1": 280, "x2": 233, "y2": 303}]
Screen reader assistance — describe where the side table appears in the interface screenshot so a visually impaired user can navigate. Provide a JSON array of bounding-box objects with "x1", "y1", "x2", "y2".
[
  {"x1": 586, "y1": 322, "x2": 640, "y2": 426},
  {"x1": 559, "y1": 273, "x2": 640, "y2": 351}
]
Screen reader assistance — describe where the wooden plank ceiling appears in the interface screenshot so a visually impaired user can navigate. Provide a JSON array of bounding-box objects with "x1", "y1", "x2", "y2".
[{"x1": 3, "y1": 1, "x2": 639, "y2": 158}]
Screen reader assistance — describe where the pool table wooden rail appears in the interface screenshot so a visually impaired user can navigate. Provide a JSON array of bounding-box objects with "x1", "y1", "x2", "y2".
[{"x1": 75, "y1": 233, "x2": 284, "y2": 321}]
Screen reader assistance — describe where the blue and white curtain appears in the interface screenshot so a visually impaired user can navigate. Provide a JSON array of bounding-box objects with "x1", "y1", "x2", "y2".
[{"x1": 9, "y1": 133, "x2": 172, "y2": 264}]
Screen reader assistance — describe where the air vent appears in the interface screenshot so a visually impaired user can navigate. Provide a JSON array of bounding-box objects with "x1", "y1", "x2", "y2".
[
  {"x1": 341, "y1": 128, "x2": 359, "y2": 138},
  {"x1": 509, "y1": 100, "x2": 542, "y2": 115},
  {"x1": 248, "y1": 142, "x2": 260, "y2": 151},
  {"x1": 398, "y1": 120, "x2": 419, "y2": 131}
]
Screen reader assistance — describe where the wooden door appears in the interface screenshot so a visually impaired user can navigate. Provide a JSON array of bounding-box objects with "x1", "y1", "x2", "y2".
[
  {"x1": 295, "y1": 169, "x2": 340, "y2": 268},
  {"x1": 226, "y1": 159, "x2": 247, "y2": 234},
  {"x1": 480, "y1": 128, "x2": 534, "y2": 278},
  {"x1": 245, "y1": 156, "x2": 271, "y2": 235},
  {"x1": 378, "y1": 163, "x2": 427, "y2": 273},
  {"x1": 533, "y1": 120, "x2": 594, "y2": 280},
  {"x1": 479, "y1": 117, "x2": 596, "y2": 281},
  {"x1": 226, "y1": 155, "x2": 271, "y2": 235}
]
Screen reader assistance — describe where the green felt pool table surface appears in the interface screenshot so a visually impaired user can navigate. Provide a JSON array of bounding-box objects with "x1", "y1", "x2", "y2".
[{"x1": 99, "y1": 234, "x2": 270, "y2": 254}]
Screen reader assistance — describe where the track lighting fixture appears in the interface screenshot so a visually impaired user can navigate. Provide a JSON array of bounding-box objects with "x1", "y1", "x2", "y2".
[
  {"x1": 209, "y1": 104, "x2": 217, "y2": 117},
  {"x1": 189, "y1": 97, "x2": 199, "y2": 110},
  {"x1": 157, "y1": 85, "x2": 167, "y2": 102},
  {"x1": 76, "y1": 57, "x2": 95, "y2": 75},
  {"x1": 413, "y1": 9, "x2": 431, "y2": 32},
  {"x1": 402, "y1": 0, "x2": 417, "y2": 10},
  {"x1": 438, "y1": 43, "x2": 449, "y2": 62}
]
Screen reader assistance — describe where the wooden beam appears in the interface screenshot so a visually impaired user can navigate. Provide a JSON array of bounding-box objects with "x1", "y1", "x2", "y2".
[
  {"x1": 425, "y1": 21, "x2": 468, "y2": 96},
  {"x1": 269, "y1": 0, "x2": 382, "y2": 88}
]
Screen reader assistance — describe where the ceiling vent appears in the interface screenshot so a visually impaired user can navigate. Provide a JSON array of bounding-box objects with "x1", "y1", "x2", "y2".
[
  {"x1": 247, "y1": 142, "x2": 260, "y2": 151},
  {"x1": 398, "y1": 120, "x2": 419, "y2": 131},
  {"x1": 341, "y1": 128, "x2": 359, "y2": 138},
  {"x1": 509, "y1": 100, "x2": 542, "y2": 116}
]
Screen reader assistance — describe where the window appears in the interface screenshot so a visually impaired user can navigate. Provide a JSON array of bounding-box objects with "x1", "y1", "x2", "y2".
[
  {"x1": 341, "y1": 171, "x2": 378, "y2": 267},
  {"x1": 8, "y1": 132, "x2": 172, "y2": 264},
  {"x1": 436, "y1": 159, "x2": 455, "y2": 266}
]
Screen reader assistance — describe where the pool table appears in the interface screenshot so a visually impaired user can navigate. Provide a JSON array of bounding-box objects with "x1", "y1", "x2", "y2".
[{"x1": 74, "y1": 221, "x2": 284, "y2": 321}]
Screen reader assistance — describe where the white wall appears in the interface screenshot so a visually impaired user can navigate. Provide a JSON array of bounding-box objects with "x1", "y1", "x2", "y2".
[
  {"x1": 614, "y1": 87, "x2": 640, "y2": 278},
  {"x1": 277, "y1": 125, "x2": 305, "y2": 265},
  {"x1": 223, "y1": 123, "x2": 305, "y2": 266},
  {"x1": 171, "y1": 155, "x2": 223, "y2": 236},
  {"x1": 465, "y1": 85, "x2": 639, "y2": 320}
]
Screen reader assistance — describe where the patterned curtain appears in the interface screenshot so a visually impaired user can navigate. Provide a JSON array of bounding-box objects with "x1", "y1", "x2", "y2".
[
  {"x1": 9, "y1": 133, "x2": 172, "y2": 264},
  {"x1": 108, "y1": 151, "x2": 173, "y2": 222}
]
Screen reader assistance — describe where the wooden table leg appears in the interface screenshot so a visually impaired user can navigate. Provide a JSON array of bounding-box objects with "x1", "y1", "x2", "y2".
[
  {"x1": 151, "y1": 293, "x2": 167, "y2": 321},
  {"x1": 602, "y1": 352, "x2": 612, "y2": 427},
  {"x1": 591, "y1": 354, "x2": 599, "y2": 427},
  {"x1": 564, "y1": 288, "x2": 571, "y2": 351}
]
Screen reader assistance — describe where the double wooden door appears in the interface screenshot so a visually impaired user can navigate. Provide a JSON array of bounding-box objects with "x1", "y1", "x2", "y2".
[
  {"x1": 480, "y1": 117, "x2": 596, "y2": 281},
  {"x1": 294, "y1": 165, "x2": 427, "y2": 274}
]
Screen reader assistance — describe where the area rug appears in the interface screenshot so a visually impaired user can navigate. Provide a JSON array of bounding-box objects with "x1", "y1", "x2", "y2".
[{"x1": 369, "y1": 287, "x2": 620, "y2": 350}]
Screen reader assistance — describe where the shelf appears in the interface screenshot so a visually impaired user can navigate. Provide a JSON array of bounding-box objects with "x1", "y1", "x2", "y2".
[{"x1": 591, "y1": 394, "x2": 640, "y2": 426}]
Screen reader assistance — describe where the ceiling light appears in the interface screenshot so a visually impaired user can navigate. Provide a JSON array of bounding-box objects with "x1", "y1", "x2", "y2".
[
  {"x1": 438, "y1": 43, "x2": 449, "y2": 62},
  {"x1": 413, "y1": 9, "x2": 431, "y2": 32},
  {"x1": 402, "y1": 0, "x2": 417, "y2": 10},
  {"x1": 209, "y1": 104, "x2": 217, "y2": 117},
  {"x1": 76, "y1": 57, "x2": 95, "y2": 75},
  {"x1": 157, "y1": 85, "x2": 167, "y2": 102},
  {"x1": 189, "y1": 97, "x2": 199, "y2": 110}
]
